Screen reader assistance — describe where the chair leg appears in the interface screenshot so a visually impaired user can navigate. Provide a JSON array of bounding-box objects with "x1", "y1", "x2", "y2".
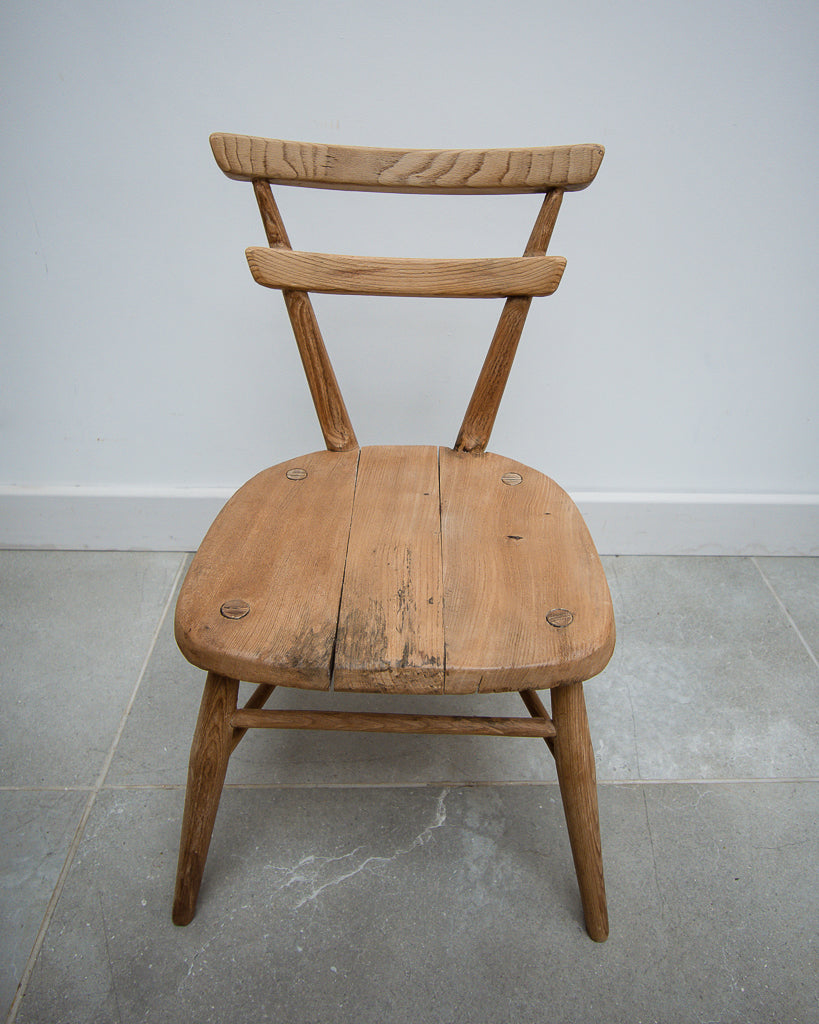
[
  {"x1": 551, "y1": 681, "x2": 609, "y2": 942},
  {"x1": 172, "y1": 672, "x2": 239, "y2": 926}
]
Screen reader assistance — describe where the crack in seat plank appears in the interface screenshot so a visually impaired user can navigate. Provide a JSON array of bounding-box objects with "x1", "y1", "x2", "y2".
[{"x1": 333, "y1": 446, "x2": 445, "y2": 693}]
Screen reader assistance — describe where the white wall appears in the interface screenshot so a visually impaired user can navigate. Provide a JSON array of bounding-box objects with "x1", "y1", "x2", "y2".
[{"x1": 1, "y1": 0, "x2": 817, "y2": 552}]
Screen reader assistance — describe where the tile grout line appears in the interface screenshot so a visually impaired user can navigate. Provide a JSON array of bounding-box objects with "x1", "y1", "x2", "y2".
[
  {"x1": 4, "y1": 777, "x2": 814, "y2": 794},
  {"x1": 220, "y1": 776, "x2": 819, "y2": 787},
  {"x1": 5, "y1": 556, "x2": 187, "y2": 1024},
  {"x1": 0, "y1": 786, "x2": 95, "y2": 793},
  {"x1": 751, "y1": 556, "x2": 819, "y2": 671}
]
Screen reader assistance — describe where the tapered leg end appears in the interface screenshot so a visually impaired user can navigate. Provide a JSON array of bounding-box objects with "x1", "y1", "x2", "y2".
[
  {"x1": 172, "y1": 897, "x2": 196, "y2": 927},
  {"x1": 585, "y1": 907, "x2": 609, "y2": 942},
  {"x1": 172, "y1": 863, "x2": 201, "y2": 926}
]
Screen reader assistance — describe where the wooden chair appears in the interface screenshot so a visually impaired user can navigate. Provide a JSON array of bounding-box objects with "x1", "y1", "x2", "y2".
[{"x1": 172, "y1": 134, "x2": 615, "y2": 940}]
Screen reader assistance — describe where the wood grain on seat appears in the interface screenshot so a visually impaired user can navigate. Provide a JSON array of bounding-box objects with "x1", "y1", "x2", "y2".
[
  {"x1": 175, "y1": 449, "x2": 358, "y2": 688},
  {"x1": 175, "y1": 447, "x2": 614, "y2": 695},
  {"x1": 440, "y1": 448, "x2": 614, "y2": 693}
]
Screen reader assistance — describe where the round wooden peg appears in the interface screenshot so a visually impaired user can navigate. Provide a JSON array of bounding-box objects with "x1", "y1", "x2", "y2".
[
  {"x1": 220, "y1": 599, "x2": 251, "y2": 619},
  {"x1": 501, "y1": 472, "x2": 523, "y2": 486},
  {"x1": 286, "y1": 468, "x2": 308, "y2": 480},
  {"x1": 546, "y1": 608, "x2": 574, "y2": 627}
]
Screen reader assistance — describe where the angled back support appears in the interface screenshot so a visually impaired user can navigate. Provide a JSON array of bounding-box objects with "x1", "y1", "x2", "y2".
[{"x1": 210, "y1": 133, "x2": 604, "y2": 452}]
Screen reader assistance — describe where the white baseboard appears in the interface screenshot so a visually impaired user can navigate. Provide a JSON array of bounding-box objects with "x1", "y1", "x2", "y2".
[
  {"x1": 573, "y1": 492, "x2": 819, "y2": 555},
  {"x1": 0, "y1": 487, "x2": 817, "y2": 555},
  {"x1": 0, "y1": 487, "x2": 232, "y2": 552}
]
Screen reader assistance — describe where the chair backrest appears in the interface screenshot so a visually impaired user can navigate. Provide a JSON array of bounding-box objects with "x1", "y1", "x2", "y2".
[{"x1": 210, "y1": 132, "x2": 604, "y2": 454}]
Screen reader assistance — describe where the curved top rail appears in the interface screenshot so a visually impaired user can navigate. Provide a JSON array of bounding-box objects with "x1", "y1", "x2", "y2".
[{"x1": 210, "y1": 133, "x2": 604, "y2": 194}]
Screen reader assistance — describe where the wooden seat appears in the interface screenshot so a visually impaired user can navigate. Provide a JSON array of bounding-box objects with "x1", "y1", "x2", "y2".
[{"x1": 173, "y1": 134, "x2": 615, "y2": 940}]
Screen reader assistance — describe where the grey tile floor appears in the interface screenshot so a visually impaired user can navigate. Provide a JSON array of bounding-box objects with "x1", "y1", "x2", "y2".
[{"x1": 1, "y1": 551, "x2": 817, "y2": 1024}]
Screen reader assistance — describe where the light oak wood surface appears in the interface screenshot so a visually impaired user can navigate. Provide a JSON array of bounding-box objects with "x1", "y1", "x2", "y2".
[
  {"x1": 245, "y1": 248, "x2": 566, "y2": 298},
  {"x1": 229, "y1": 682, "x2": 276, "y2": 754},
  {"x1": 177, "y1": 447, "x2": 614, "y2": 695},
  {"x1": 334, "y1": 446, "x2": 445, "y2": 693},
  {"x1": 455, "y1": 188, "x2": 564, "y2": 452},
  {"x1": 211, "y1": 134, "x2": 604, "y2": 193},
  {"x1": 230, "y1": 708, "x2": 556, "y2": 738},
  {"x1": 552, "y1": 681, "x2": 609, "y2": 941},
  {"x1": 252, "y1": 180, "x2": 358, "y2": 452},
  {"x1": 174, "y1": 133, "x2": 612, "y2": 939},
  {"x1": 173, "y1": 672, "x2": 238, "y2": 926},
  {"x1": 440, "y1": 448, "x2": 615, "y2": 693},
  {"x1": 175, "y1": 449, "x2": 359, "y2": 688}
]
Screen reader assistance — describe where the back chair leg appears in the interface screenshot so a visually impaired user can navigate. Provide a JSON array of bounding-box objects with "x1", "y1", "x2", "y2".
[
  {"x1": 551, "y1": 681, "x2": 609, "y2": 942},
  {"x1": 173, "y1": 672, "x2": 239, "y2": 926}
]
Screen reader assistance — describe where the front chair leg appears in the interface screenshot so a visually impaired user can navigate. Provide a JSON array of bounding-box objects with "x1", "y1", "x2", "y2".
[
  {"x1": 172, "y1": 672, "x2": 239, "y2": 925},
  {"x1": 551, "y1": 681, "x2": 609, "y2": 942}
]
